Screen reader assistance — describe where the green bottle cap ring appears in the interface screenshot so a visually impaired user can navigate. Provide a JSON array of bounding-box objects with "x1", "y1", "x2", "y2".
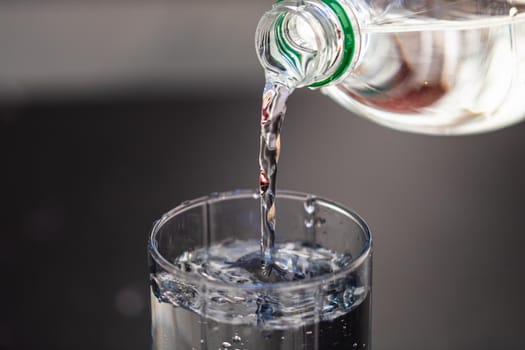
[{"x1": 276, "y1": 0, "x2": 355, "y2": 88}]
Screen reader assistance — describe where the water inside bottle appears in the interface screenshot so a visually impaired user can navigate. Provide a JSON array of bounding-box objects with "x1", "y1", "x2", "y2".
[{"x1": 325, "y1": 14, "x2": 525, "y2": 134}]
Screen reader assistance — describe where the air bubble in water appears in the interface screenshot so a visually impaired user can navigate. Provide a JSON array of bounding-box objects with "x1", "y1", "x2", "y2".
[
  {"x1": 304, "y1": 197, "x2": 316, "y2": 214},
  {"x1": 232, "y1": 334, "x2": 242, "y2": 343},
  {"x1": 222, "y1": 341, "x2": 232, "y2": 349},
  {"x1": 304, "y1": 218, "x2": 314, "y2": 228}
]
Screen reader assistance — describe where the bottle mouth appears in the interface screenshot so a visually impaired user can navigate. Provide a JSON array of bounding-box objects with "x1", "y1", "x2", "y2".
[
  {"x1": 307, "y1": 0, "x2": 356, "y2": 87},
  {"x1": 256, "y1": 0, "x2": 357, "y2": 88}
]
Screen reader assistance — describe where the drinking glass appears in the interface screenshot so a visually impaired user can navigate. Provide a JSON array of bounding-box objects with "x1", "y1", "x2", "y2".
[{"x1": 148, "y1": 189, "x2": 372, "y2": 350}]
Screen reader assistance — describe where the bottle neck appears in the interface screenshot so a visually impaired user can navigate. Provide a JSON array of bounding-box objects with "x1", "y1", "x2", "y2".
[{"x1": 255, "y1": 0, "x2": 360, "y2": 89}]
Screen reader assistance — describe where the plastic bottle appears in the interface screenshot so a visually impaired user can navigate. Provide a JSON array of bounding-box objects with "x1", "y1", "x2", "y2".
[{"x1": 255, "y1": 0, "x2": 525, "y2": 134}]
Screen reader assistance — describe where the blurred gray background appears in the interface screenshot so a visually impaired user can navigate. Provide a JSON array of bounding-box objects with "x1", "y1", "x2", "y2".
[{"x1": 1, "y1": 1, "x2": 524, "y2": 350}]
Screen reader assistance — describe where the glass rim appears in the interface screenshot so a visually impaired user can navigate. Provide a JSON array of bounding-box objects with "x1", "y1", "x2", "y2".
[{"x1": 148, "y1": 189, "x2": 372, "y2": 292}]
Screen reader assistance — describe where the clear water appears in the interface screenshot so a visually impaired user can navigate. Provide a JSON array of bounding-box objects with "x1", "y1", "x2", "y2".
[
  {"x1": 150, "y1": 240, "x2": 370, "y2": 350},
  {"x1": 258, "y1": 82, "x2": 292, "y2": 263},
  {"x1": 325, "y1": 15, "x2": 525, "y2": 134}
]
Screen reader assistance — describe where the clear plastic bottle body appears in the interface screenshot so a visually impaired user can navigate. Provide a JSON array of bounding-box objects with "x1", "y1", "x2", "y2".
[{"x1": 256, "y1": 0, "x2": 525, "y2": 135}]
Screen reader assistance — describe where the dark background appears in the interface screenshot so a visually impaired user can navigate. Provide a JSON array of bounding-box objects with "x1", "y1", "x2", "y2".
[{"x1": 2, "y1": 1, "x2": 525, "y2": 350}]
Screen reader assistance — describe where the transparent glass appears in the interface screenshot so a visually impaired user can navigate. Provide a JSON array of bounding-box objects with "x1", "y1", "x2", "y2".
[
  {"x1": 256, "y1": 0, "x2": 525, "y2": 134},
  {"x1": 149, "y1": 189, "x2": 372, "y2": 350}
]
